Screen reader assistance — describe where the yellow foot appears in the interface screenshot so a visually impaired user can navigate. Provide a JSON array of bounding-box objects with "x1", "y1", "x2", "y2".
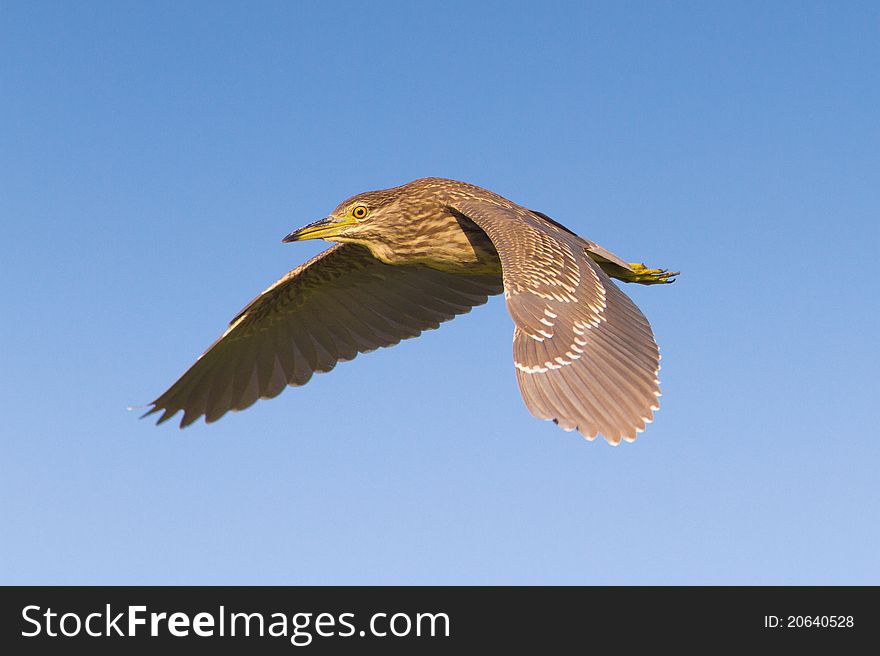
[{"x1": 621, "y1": 263, "x2": 679, "y2": 285}]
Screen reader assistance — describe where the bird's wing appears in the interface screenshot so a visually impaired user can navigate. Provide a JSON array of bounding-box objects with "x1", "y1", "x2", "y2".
[
  {"x1": 528, "y1": 208, "x2": 634, "y2": 273},
  {"x1": 146, "y1": 242, "x2": 503, "y2": 427},
  {"x1": 450, "y1": 199, "x2": 661, "y2": 444}
]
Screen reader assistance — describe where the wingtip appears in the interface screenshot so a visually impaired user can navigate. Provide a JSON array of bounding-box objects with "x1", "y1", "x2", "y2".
[
  {"x1": 181, "y1": 409, "x2": 210, "y2": 429},
  {"x1": 140, "y1": 403, "x2": 189, "y2": 428},
  {"x1": 139, "y1": 404, "x2": 160, "y2": 421}
]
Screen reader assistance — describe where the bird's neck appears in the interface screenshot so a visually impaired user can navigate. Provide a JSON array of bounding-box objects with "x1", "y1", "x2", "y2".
[{"x1": 340, "y1": 213, "x2": 502, "y2": 275}]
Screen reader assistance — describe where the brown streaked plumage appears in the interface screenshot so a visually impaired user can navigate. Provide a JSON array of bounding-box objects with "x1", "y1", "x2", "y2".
[{"x1": 145, "y1": 177, "x2": 677, "y2": 444}]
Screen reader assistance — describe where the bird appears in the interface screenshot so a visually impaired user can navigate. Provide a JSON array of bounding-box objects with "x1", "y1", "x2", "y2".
[{"x1": 145, "y1": 177, "x2": 677, "y2": 444}]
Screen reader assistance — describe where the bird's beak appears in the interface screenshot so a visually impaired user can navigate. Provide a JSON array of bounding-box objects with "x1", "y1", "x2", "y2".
[{"x1": 283, "y1": 216, "x2": 350, "y2": 243}]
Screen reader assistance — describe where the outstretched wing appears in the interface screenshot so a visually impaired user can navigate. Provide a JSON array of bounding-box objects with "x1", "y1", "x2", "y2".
[
  {"x1": 146, "y1": 243, "x2": 503, "y2": 427},
  {"x1": 450, "y1": 200, "x2": 661, "y2": 444}
]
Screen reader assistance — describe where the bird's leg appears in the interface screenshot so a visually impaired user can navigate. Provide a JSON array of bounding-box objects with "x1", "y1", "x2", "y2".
[
  {"x1": 617, "y1": 262, "x2": 679, "y2": 285},
  {"x1": 587, "y1": 251, "x2": 678, "y2": 285}
]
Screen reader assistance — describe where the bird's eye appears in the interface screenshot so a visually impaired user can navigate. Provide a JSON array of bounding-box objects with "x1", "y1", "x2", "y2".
[{"x1": 352, "y1": 205, "x2": 368, "y2": 219}]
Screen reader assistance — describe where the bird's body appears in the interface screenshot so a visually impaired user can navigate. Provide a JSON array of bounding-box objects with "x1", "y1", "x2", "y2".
[
  {"x1": 146, "y1": 178, "x2": 676, "y2": 444},
  {"x1": 318, "y1": 178, "x2": 504, "y2": 274}
]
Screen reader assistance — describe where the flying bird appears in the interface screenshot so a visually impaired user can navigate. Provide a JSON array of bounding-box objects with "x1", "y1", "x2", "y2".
[{"x1": 146, "y1": 178, "x2": 676, "y2": 444}]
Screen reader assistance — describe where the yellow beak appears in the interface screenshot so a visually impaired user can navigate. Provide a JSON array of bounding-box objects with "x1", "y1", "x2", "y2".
[{"x1": 282, "y1": 216, "x2": 352, "y2": 243}]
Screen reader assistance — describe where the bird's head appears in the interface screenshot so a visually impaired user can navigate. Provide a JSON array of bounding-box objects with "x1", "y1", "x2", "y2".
[
  {"x1": 282, "y1": 178, "x2": 469, "y2": 256},
  {"x1": 282, "y1": 185, "x2": 416, "y2": 246}
]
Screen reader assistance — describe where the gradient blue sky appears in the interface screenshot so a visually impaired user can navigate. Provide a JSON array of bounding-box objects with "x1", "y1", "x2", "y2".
[{"x1": 2, "y1": 1, "x2": 878, "y2": 584}]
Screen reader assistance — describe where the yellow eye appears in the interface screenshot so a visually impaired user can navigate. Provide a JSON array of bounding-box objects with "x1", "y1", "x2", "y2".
[{"x1": 352, "y1": 205, "x2": 368, "y2": 219}]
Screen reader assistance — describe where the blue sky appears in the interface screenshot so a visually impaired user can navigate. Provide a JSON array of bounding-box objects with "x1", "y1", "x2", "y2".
[{"x1": 2, "y1": 1, "x2": 877, "y2": 584}]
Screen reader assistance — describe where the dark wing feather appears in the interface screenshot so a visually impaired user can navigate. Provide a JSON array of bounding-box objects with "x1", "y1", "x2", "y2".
[
  {"x1": 450, "y1": 200, "x2": 661, "y2": 444},
  {"x1": 145, "y1": 243, "x2": 502, "y2": 427}
]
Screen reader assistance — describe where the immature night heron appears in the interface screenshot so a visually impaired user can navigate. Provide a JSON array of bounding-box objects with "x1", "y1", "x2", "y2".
[{"x1": 146, "y1": 178, "x2": 676, "y2": 444}]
